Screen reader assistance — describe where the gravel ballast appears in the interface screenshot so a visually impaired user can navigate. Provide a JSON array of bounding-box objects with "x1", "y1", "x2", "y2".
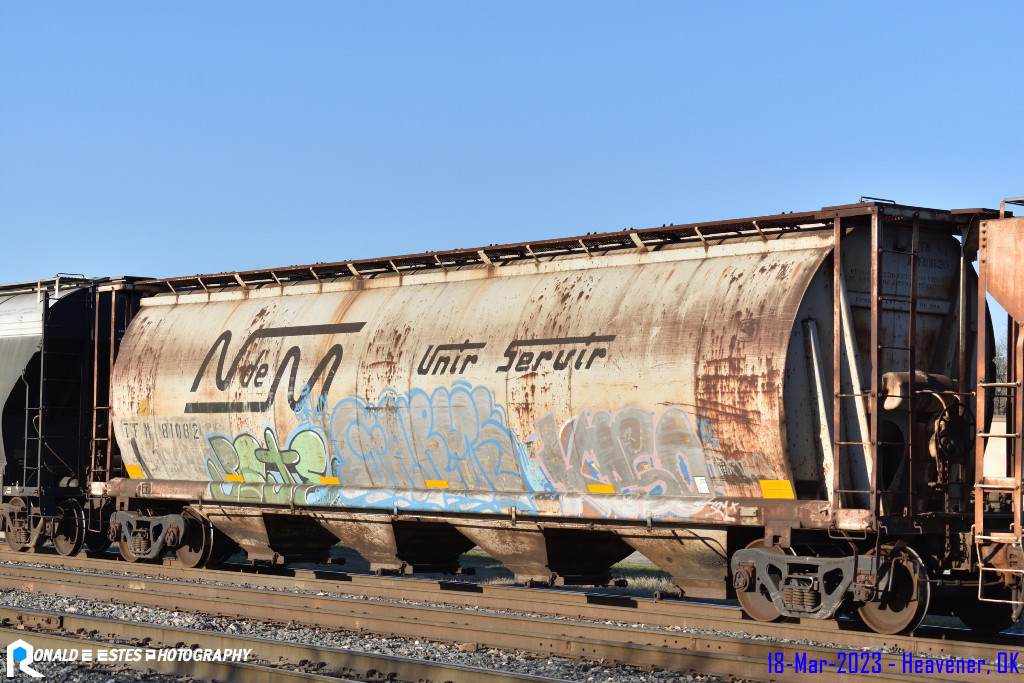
[{"x1": 0, "y1": 587, "x2": 731, "y2": 682}]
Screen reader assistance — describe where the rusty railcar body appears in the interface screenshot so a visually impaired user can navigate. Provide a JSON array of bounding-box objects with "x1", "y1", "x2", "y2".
[{"x1": 4, "y1": 199, "x2": 1023, "y2": 636}]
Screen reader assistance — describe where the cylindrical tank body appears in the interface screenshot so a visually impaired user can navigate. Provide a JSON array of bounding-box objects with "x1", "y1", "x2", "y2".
[{"x1": 109, "y1": 223, "x2": 972, "y2": 524}]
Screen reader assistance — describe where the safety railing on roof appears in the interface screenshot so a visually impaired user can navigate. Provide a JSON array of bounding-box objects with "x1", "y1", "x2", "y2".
[{"x1": 140, "y1": 202, "x2": 993, "y2": 294}]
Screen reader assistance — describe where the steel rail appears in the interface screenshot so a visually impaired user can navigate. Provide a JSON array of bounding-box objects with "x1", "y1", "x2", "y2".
[
  {"x1": 0, "y1": 606, "x2": 560, "y2": 683},
  {"x1": 0, "y1": 550, "x2": 1018, "y2": 659},
  {"x1": 0, "y1": 562, "x2": 1015, "y2": 682}
]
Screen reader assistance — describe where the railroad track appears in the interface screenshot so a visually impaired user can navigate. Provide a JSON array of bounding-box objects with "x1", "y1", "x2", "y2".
[
  {"x1": 0, "y1": 605, "x2": 563, "y2": 683},
  {"x1": 1, "y1": 551, "x2": 1022, "y2": 682},
  {"x1": 2, "y1": 550, "x2": 1019, "y2": 652}
]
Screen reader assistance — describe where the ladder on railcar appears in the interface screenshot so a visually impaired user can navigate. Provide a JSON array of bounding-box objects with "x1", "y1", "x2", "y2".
[
  {"x1": 877, "y1": 212, "x2": 922, "y2": 519},
  {"x1": 18, "y1": 282, "x2": 96, "y2": 518},
  {"x1": 90, "y1": 286, "x2": 118, "y2": 487},
  {"x1": 974, "y1": 198, "x2": 1024, "y2": 605},
  {"x1": 89, "y1": 283, "x2": 143, "y2": 487},
  {"x1": 830, "y1": 202, "x2": 923, "y2": 517},
  {"x1": 18, "y1": 290, "x2": 48, "y2": 505}
]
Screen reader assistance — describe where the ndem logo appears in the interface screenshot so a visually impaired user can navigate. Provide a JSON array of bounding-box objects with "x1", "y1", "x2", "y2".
[{"x1": 6, "y1": 639, "x2": 43, "y2": 678}]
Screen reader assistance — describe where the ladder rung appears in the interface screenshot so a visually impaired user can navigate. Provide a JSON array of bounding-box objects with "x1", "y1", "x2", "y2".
[
  {"x1": 981, "y1": 563, "x2": 1024, "y2": 571},
  {"x1": 979, "y1": 476, "x2": 1016, "y2": 485},
  {"x1": 835, "y1": 441, "x2": 872, "y2": 446},
  {"x1": 976, "y1": 477, "x2": 1017, "y2": 489},
  {"x1": 978, "y1": 432, "x2": 1021, "y2": 438},
  {"x1": 980, "y1": 381, "x2": 1022, "y2": 388},
  {"x1": 879, "y1": 295, "x2": 913, "y2": 303},
  {"x1": 836, "y1": 392, "x2": 872, "y2": 397},
  {"x1": 976, "y1": 533, "x2": 1021, "y2": 543},
  {"x1": 880, "y1": 249, "x2": 918, "y2": 256},
  {"x1": 880, "y1": 345, "x2": 912, "y2": 351}
]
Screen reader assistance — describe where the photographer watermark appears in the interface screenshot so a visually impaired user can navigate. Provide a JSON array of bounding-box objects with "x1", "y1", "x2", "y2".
[{"x1": 4, "y1": 638, "x2": 252, "y2": 678}]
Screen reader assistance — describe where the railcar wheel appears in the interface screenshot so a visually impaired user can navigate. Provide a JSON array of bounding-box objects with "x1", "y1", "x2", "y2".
[
  {"x1": 117, "y1": 538, "x2": 143, "y2": 562},
  {"x1": 84, "y1": 500, "x2": 113, "y2": 554},
  {"x1": 174, "y1": 509, "x2": 213, "y2": 569},
  {"x1": 207, "y1": 527, "x2": 240, "y2": 565},
  {"x1": 51, "y1": 500, "x2": 85, "y2": 557},
  {"x1": 957, "y1": 588, "x2": 1015, "y2": 634},
  {"x1": 857, "y1": 547, "x2": 930, "y2": 635},
  {"x1": 5, "y1": 498, "x2": 32, "y2": 552},
  {"x1": 85, "y1": 531, "x2": 112, "y2": 554},
  {"x1": 736, "y1": 540, "x2": 785, "y2": 622}
]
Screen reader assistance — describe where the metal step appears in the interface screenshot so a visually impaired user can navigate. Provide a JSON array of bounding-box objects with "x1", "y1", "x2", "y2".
[
  {"x1": 976, "y1": 532, "x2": 1021, "y2": 543},
  {"x1": 976, "y1": 477, "x2": 1018, "y2": 490}
]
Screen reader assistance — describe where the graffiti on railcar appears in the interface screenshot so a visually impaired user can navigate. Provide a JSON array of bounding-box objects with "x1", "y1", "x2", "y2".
[
  {"x1": 199, "y1": 383, "x2": 771, "y2": 520},
  {"x1": 326, "y1": 382, "x2": 550, "y2": 494},
  {"x1": 294, "y1": 391, "x2": 331, "y2": 435},
  {"x1": 706, "y1": 499, "x2": 740, "y2": 522},
  {"x1": 204, "y1": 426, "x2": 329, "y2": 506},
  {"x1": 705, "y1": 450, "x2": 775, "y2": 486},
  {"x1": 695, "y1": 414, "x2": 775, "y2": 485},
  {"x1": 202, "y1": 381, "x2": 553, "y2": 513},
  {"x1": 527, "y1": 405, "x2": 717, "y2": 519}
]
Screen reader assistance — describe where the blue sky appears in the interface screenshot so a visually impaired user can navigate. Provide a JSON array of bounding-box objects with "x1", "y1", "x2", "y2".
[{"x1": 1, "y1": 2, "x2": 1022, "y2": 282}]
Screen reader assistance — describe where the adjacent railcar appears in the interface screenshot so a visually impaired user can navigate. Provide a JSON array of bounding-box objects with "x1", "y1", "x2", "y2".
[{"x1": 0, "y1": 277, "x2": 146, "y2": 555}]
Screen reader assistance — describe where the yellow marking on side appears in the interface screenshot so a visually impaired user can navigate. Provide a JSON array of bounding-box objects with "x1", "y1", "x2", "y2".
[
  {"x1": 319, "y1": 476, "x2": 340, "y2": 485},
  {"x1": 425, "y1": 479, "x2": 449, "y2": 489},
  {"x1": 138, "y1": 398, "x2": 150, "y2": 417},
  {"x1": 125, "y1": 465, "x2": 145, "y2": 479},
  {"x1": 587, "y1": 483, "x2": 615, "y2": 494},
  {"x1": 224, "y1": 474, "x2": 244, "y2": 482},
  {"x1": 759, "y1": 479, "x2": 795, "y2": 499}
]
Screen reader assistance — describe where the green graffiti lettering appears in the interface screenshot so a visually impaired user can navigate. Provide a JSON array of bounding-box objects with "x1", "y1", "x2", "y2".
[
  {"x1": 204, "y1": 427, "x2": 330, "y2": 504},
  {"x1": 290, "y1": 430, "x2": 328, "y2": 483},
  {"x1": 235, "y1": 434, "x2": 265, "y2": 481},
  {"x1": 254, "y1": 428, "x2": 301, "y2": 485}
]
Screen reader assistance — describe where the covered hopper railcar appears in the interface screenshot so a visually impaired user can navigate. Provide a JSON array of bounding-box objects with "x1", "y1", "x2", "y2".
[{"x1": 3, "y1": 199, "x2": 1023, "y2": 637}]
